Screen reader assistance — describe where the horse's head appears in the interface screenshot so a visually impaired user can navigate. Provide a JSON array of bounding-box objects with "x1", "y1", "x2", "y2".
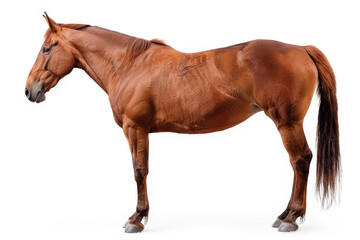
[{"x1": 25, "y1": 13, "x2": 77, "y2": 103}]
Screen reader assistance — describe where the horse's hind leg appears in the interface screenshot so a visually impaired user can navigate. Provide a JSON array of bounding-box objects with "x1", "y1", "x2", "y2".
[{"x1": 275, "y1": 123, "x2": 312, "y2": 231}]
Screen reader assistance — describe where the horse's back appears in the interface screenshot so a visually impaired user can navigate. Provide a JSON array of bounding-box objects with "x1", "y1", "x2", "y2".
[{"x1": 146, "y1": 42, "x2": 269, "y2": 133}]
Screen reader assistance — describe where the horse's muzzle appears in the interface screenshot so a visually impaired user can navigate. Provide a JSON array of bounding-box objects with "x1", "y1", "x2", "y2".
[{"x1": 25, "y1": 82, "x2": 46, "y2": 103}]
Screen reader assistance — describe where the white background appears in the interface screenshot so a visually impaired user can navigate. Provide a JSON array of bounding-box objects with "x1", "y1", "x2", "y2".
[{"x1": 0, "y1": 0, "x2": 359, "y2": 239}]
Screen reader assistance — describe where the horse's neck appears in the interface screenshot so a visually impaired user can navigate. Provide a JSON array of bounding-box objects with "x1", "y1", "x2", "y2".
[{"x1": 67, "y1": 27, "x2": 130, "y2": 93}]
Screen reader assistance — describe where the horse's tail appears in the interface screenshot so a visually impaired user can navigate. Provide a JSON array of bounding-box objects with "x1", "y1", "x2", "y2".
[{"x1": 305, "y1": 45, "x2": 340, "y2": 207}]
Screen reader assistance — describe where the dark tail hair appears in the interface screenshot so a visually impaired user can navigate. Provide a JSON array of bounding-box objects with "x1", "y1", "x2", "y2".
[{"x1": 305, "y1": 46, "x2": 340, "y2": 207}]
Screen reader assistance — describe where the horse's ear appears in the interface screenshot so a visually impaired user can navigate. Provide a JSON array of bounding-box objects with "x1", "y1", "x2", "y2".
[{"x1": 43, "y1": 12, "x2": 61, "y2": 32}]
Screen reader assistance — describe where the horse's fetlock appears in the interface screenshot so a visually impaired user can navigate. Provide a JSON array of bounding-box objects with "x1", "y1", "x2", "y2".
[{"x1": 136, "y1": 206, "x2": 149, "y2": 216}]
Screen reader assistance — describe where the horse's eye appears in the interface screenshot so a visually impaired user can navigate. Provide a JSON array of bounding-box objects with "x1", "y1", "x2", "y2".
[{"x1": 43, "y1": 47, "x2": 51, "y2": 53}]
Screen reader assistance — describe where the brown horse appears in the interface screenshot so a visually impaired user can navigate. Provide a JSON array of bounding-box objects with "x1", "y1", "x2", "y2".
[{"x1": 25, "y1": 13, "x2": 340, "y2": 233}]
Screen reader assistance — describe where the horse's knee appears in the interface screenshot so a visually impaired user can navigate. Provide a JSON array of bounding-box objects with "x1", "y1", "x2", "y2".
[{"x1": 134, "y1": 166, "x2": 148, "y2": 183}]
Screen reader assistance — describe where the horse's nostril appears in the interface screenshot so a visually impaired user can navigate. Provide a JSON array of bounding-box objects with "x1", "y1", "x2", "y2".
[{"x1": 25, "y1": 87, "x2": 30, "y2": 99}]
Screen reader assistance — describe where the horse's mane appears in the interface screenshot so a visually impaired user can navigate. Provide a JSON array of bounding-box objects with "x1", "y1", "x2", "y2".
[
  {"x1": 124, "y1": 37, "x2": 167, "y2": 64},
  {"x1": 43, "y1": 23, "x2": 167, "y2": 64},
  {"x1": 150, "y1": 39, "x2": 167, "y2": 46},
  {"x1": 44, "y1": 24, "x2": 90, "y2": 39}
]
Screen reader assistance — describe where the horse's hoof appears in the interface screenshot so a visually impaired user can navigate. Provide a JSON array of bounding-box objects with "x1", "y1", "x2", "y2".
[
  {"x1": 123, "y1": 220, "x2": 129, "y2": 228},
  {"x1": 272, "y1": 218, "x2": 283, "y2": 228},
  {"x1": 278, "y1": 221, "x2": 298, "y2": 232},
  {"x1": 124, "y1": 223, "x2": 144, "y2": 233}
]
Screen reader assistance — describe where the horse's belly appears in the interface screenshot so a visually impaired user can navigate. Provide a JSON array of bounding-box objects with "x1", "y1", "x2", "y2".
[{"x1": 151, "y1": 98, "x2": 261, "y2": 133}]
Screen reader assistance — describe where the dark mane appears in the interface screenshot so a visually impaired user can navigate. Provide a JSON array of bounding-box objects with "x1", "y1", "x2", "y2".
[
  {"x1": 150, "y1": 39, "x2": 167, "y2": 45},
  {"x1": 60, "y1": 24, "x2": 90, "y2": 30}
]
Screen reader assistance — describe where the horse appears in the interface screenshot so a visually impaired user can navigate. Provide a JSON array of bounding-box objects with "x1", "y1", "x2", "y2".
[{"x1": 25, "y1": 13, "x2": 340, "y2": 233}]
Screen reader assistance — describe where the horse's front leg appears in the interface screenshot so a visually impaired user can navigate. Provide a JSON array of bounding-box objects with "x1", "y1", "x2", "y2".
[{"x1": 122, "y1": 123, "x2": 149, "y2": 233}]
